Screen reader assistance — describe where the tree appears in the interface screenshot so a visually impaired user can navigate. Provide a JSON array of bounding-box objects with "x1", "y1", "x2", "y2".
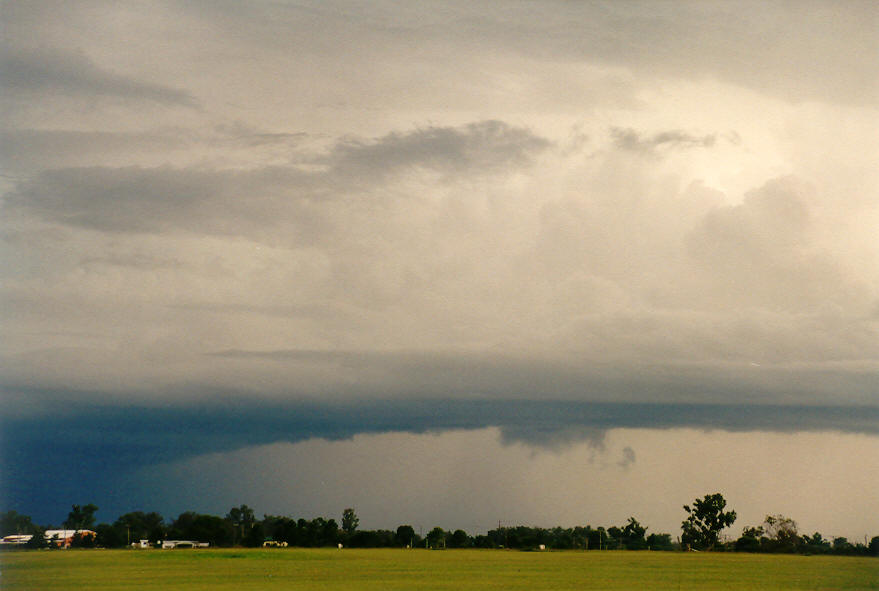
[
  {"x1": 341, "y1": 508, "x2": 359, "y2": 535},
  {"x1": 1, "y1": 510, "x2": 36, "y2": 535},
  {"x1": 65, "y1": 503, "x2": 99, "y2": 531},
  {"x1": 606, "y1": 526, "x2": 623, "y2": 550},
  {"x1": 587, "y1": 527, "x2": 607, "y2": 550},
  {"x1": 191, "y1": 514, "x2": 234, "y2": 546},
  {"x1": 26, "y1": 527, "x2": 48, "y2": 549},
  {"x1": 761, "y1": 514, "x2": 799, "y2": 552},
  {"x1": 621, "y1": 517, "x2": 647, "y2": 550},
  {"x1": 95, "y1": 523, "x2": 126, "y2": 548},
  {"x1": 325, "y1": 519, "x2": 340, "y2": 546},
  {"x1": 262, "y1": 515, "x2": 298, "y2": 546},
  {"x1": 427, "y1": 527, "x2": 446, "y2": 549},
  {"x1": 115, "y1": 511, "x2": 165, "y2": 545},
  {"x1": 226, "y1": 505, "x2": 255, "y2": 545},
  {"x1": 681, "y1": 493, "x2": 736, "y2": 550},
  {"x1": 448, "y1": 529, "x2": 471, "y2": 548},
  {"x1": 303, "y1": 517, "x2": 340, "y2": 546},
  {"x1": 69, "y1": 530, "x2": 96, "y2": 548},
  {"x1": 243, "y1": 522, "x2": 265, "y2": 547},
  {"x1": 832, "y1": 537, "x2": 854, "y2": 555},
  {"x1": 735, "y1": 526, "x2": 764, "y2": 552},
  {"x1": 171, "y1": 512, "x2": 234, "y2": 547},
  {"x1": 803, "y1": 531, "x2": 831, "y2": 554},
  {"x1": 395, "y1": 524, "x2": 416, "y2": 547},
  {"x1": 646, "y1": 533, "x2": 674, "y2": 551},
  {"x1": 45, "y1": 532, "x2": 62, "y2": 549}
]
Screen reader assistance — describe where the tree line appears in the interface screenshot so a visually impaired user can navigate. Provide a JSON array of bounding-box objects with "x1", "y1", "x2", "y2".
[{"x1": 2, "y1": 493, "x2": 877, "y2": 556}]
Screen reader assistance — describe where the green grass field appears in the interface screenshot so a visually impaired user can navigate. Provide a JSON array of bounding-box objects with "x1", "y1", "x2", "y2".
[{"x1": 2, "y1": 548, "x2": 876, "y2": 590}]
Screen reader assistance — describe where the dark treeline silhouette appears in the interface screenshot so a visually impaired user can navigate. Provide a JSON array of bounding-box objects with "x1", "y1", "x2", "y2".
[
  {"x1": 732, "y1": 513, "x2": 878, "y2": 556},
  {"x1": 2, "y1": 499, "x2": 878, "y2": 556}
]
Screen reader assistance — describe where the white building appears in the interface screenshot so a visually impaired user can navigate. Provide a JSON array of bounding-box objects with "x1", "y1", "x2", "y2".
[
  {"x1": 44, "y1": 529, "x2": 97, "y2": 548},
  {"x1": 0, "y1": 534, "x2": 34, "y2": 545},
  {"x1": 161, "y1": 540, "x2": 210, "y2": 549}
]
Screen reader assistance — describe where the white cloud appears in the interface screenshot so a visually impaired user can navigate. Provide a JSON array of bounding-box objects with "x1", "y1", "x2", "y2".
[{"x1": 2, "y1": 121, "x2": 876, "y2": 405}]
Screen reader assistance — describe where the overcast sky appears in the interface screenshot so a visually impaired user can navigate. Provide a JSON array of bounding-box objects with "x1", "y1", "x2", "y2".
[{"x1": 1, "y1": 1, "x2": 878, "y2": 540}]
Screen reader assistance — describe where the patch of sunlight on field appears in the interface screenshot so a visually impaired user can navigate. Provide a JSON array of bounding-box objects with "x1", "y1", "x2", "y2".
[{"x1": 2, "y1": 548, "x2": 877, "y2": 591}]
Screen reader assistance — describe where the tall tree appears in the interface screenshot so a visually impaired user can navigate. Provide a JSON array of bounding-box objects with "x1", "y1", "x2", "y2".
[
  {"x1": 341, "y1": 508, "x2": 359, "y2": 535},
  {"x1": 681, "y1": 493, "x2": 736, "y2": 550},
  {"x1": 65, "y1": 503, "x2": 99, "y2": 531},
  {"x1": 395, "y1": 524, "x2": 416, "y2": 547},
  {"x1": 763, "y1": 515, "x2": 800, "y2": 552},
  {"x1": 761, "y1": 514, "x2": 799, "y2": 551},
  {"x1": 622, "y1": 517, "x2": 647, "y2": 549},
  {"x1": 226, "y1": 505, "x2": 255, "y2": 545}
]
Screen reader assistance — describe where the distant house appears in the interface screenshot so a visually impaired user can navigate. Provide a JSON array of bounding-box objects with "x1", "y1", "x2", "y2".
[
  {"x1": 44, "y1": 529, "x2": 97, "y2": 548},
  {"x1": 161, "y1": 540, "x2": 210, "y2": 549},
  {"x1": 0, "y1": 534, "x2": 33, "y2": 545}
]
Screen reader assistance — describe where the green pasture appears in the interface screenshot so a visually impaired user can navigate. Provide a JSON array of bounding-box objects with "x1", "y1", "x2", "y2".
[{"x1": 2, "y1": 548, "x2": 876, "y2": 591}]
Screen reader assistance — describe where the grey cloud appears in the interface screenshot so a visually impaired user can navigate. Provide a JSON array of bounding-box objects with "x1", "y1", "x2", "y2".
[
  {"x1": 0, "y1": 129, "x2": 190, "y2": 173},
  {"x1": 80, "y1": 252, "x2": 187, "y2": 272},
  {"x1": 617, "y1": 446, "x2": 636, "y2": 468},
  {"x1": 611, "y1": 127, "x2": 717, "y2": 154},
  {"x1": 449, "y1": 1, "x2": 879, "y2": 106},
  {"x1": 207, "y1": 0, "x2": 879, "y2": 105},
  {"x1": 2, "y1": 121, "x2": 549, "y2": 236},
  {"x1": 0, "y1": 47, "x2": 198, "y2": 107},
  {"x1": 498, "y1": 424, "x2": 609, "y2": 451},
  {"x1": 327, "y1": 121, "x2": 551, "y2": 182},
  {"x1": 0, "y1": 125, "x2": 314, "y2": 176},
  {"x1": 204, "y1": 347, "x2": 879, "y2": 405},
  {"x1": 211, "y1": 348, "x2": 375, "y2": 364},
  {"x1": 2, "y1": 166, "x2": 289, "y2": 234},
  {"x1": 169, "y1": 302, "x2": 351, "y2": 321},
  {"x1": 213, "y1": 122, "x2": 309, "y2": 145}
]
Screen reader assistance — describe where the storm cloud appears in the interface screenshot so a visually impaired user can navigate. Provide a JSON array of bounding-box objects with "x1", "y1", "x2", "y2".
[
  {"x1": 3, "y1": 396, "x2": 877, "y2": 524},
  {"x1": 1, "y1": 1, "x2": 877, "y2": 535}
]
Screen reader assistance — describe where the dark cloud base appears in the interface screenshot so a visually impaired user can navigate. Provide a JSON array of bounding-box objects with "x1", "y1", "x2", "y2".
[{"x1": 2, "y1": 398, "x2": 876, "y2": 523}]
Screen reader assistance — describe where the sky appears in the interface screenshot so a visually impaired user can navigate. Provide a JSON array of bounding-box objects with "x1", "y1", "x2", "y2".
[{"x1": 1, "y1": 1, "x2": 878, "y2": 541}]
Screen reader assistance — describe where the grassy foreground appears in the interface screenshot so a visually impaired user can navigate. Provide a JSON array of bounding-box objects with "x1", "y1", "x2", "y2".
[{"x1": 2, "y1": 548, "x2": 876, "y2": 591}]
